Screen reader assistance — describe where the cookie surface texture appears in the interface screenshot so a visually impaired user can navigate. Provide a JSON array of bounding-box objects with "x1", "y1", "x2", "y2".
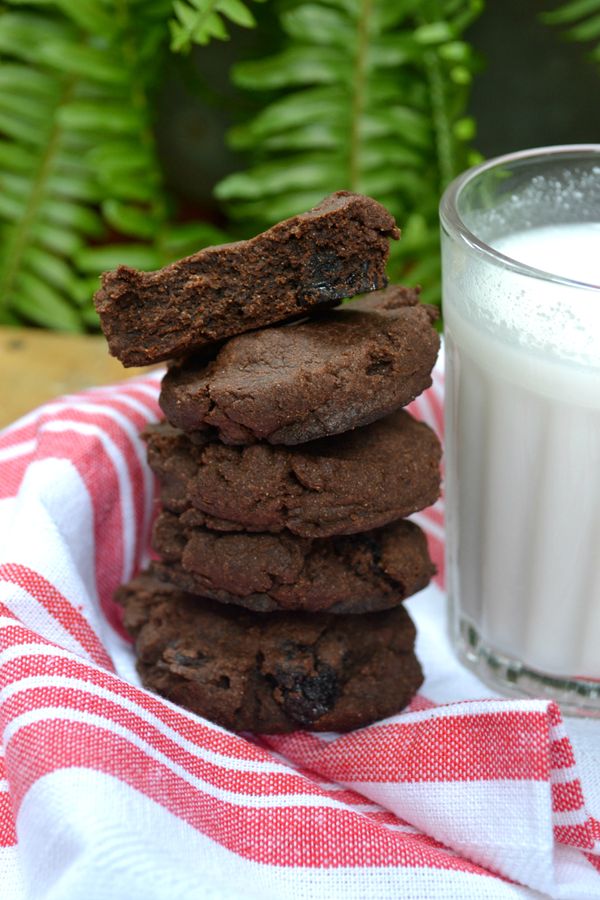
[
  {"x1": 95, "y1": 192, "x2": 399, "y2": 366},
  {"x1": 144, "y1": 411, "x2": 442, "y2": 537},
  {"x1": 119, "y1": 573, "x2": 423, "y2": 733},
  {"x1": 159, "y1": 285, "x2": 440, "y2": 445},
  {"x1": 152, "y1": 512, "x2": 434, "y2": 613}
]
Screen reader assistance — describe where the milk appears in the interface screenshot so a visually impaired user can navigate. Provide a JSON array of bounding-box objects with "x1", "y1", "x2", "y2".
[{"x1": 444, "y1": 222, "x2": 600, "y2": 679}]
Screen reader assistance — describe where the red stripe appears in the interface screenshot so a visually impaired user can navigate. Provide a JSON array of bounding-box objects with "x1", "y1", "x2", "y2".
[
  {"x1": 407, "y1": 695, "x2": 437, "y2": 712},
  {"x1": 552, "y1": 780, "x2": 585, "y2": 814},
  {"x1": 547, "y1": 704, "x2": 563, "y2": 728},
  {"x1": 0, "y1": 645, "x2": 286, "y2": 763},
  {"x1": 38, "y1": 411, "x2": 146, "y2": 557},
  {"x1": 0, "y1": 422, "x2": 40, "y2": 450},
  {"x1": 0, "y1": 381, "x2": 160, "y2": 453},
  {"x1": 431, "y1": 367, "x2": 445, "y2": 408},
  {"x1": 1, "y1": 398, "x2": 158, "y2": 635},
  {"x1": 0, "y1": 373, "x2": 160, "y2": 640},
  {"x1": 79, "y1": 386, "x2": 160, "y2": 414},
  {"x1": 71, "y1": 397, "x2": 157, "y2": 434},
  {"x1": 425, "y1": 531, "x2": 445, "y2": 588},
  {"x1": 1, "y1": 685, "x2": 341, "y2": 799},
  {"x1": 0, "y1": 424, "x2": 129, "y2": 634},
  {"x1": 420, "y1": 502, "x2": 444, "y2": 527},
  {"x1": 4, "y1": 718, "x2": 497, "y2": 875},
  {"x1": 256, "y1": 756, "x2": 384, "y2": 809},
  {"x1": 0, "y1": 748, "x2": 17, "y2": 848},
  {"x1": 429, "y1": 386, "x2": 445, "y2": 438},
  {"x1": 408, "y1": 379, "x2": 445, "y2": 440},
  {"x1": 269, "y1": 712, "x2": 553, "y2": 783},
  {"x1": 584, "y1": 853, "x2": 600, "y2": 873},
  {"x1": 3, "y1": 648, "x2": 580, "y2": 866},
  {"x1": 0, "y1": 790, "x2": 17, "y2": 848},
  {"x1": 49, "y1": 410, "x2": 154, "y2": 631},
  {"x1": 25, "y1": 428, "x2": 130, "y2": 636},
  {"x1": 0, "y1": 416, "x2": 66, "y2": 451},
  {"x1": 0, "y1": 602, "x2": 18, "y2": 620},
  {"x1": 364, "y1": 810, "x2": 413, "y2": 827},
  {"x1": 0, "y1": 386, "x2": 154, "y2": 447},
  {"x1": 550, "y1": 736, "x2": 577, "y2": 769},
  {"x1": 86, "y1": 377, "x2": 162, "y2": 396},
  {"x1": 554, "y1": 823, "x2": 595, "y2": 850},
  {"x1": 0, "y1": 565, "x2": 113, "y2": 670},
  {"x1": 0, "y1": 751, "x2": 17, "y2": 848},
  {"x1": 266, "y1": 731, "x2": 329, "y2": 763},
  {"x1": 0, "y1": 454, "x2": 31, "y2": 499}
]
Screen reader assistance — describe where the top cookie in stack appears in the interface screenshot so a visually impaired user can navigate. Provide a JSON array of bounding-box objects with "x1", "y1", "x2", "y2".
[
  {"x1": 97, "y1": 192, "x2": 442, "y2": 734},
  {"x1": 95, "y1": 191, "x2": 400, "y2": 366}
]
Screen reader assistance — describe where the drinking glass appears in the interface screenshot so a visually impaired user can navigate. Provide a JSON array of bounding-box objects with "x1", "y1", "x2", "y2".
[{"x1": 440, "y1": 145, "x2": 600, "y2": 715}]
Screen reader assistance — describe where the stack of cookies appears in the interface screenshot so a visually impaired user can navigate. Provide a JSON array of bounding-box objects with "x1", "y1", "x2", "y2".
[{"x1": 96, "y1": 192, "x2": 441, "y2": 733}]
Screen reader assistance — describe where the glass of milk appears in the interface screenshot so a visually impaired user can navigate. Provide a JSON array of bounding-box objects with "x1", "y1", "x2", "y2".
[{"x1": 440, "y1": 145, "x2": 600, "y2": 716}]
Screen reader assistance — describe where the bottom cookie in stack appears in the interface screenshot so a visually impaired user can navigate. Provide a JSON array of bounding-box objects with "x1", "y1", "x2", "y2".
[{"x1": 118, "y1": 572, "x2": 424, "y2": 734}]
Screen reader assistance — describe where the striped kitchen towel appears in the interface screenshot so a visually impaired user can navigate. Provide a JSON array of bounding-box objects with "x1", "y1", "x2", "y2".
[{"x1": 0, "y1": 360, "x2": 598, "y2": 900}]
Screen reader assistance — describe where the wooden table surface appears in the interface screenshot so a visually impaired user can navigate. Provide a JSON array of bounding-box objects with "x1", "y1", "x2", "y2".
[{"x1": 0, "y1": 326, "x2": 152, "y2": 429}]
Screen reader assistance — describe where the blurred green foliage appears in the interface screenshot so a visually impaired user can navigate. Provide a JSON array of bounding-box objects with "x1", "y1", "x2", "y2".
[
  {"x1": 216, "y1": 0, "x2": 484, "y2": 304},
  {"x1": 1, "y1": 0, "x2": 589, "y2": 330},
  {"x1": 543, "y1": 0, "x2": 600, "y2": 52},
  {"x1": 0, "y1": 0, "x2": 229, "y2": 331}
]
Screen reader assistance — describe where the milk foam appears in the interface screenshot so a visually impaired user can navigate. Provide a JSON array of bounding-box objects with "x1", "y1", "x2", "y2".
[
  {"x1": 455, "y1": 223, "x2": 600, "y2": 366},
  {"x1": 494, "y1": 222, "x2": 600, "y2": 286}
]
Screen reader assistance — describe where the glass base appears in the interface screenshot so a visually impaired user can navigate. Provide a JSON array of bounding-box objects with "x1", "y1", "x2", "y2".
[{"x1": 454, "y1": 615, "x2": 600, "y2": 718}]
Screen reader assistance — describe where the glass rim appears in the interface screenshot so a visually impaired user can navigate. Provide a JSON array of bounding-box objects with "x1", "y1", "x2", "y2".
[{"x1": 439, "y1": 144, "x2": 600, "y2": 291}]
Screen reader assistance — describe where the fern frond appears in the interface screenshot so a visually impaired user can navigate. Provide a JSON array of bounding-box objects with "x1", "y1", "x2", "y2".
[
  {"x1": 57, "y1": 0, "x2": 228, "y2": 292},
  {"x1": 169, "y1": 0, "x2": 265, "y2": 54},
  {"x1": 0, "y1": 11, "x2": 98, "y2": 329},
  {"x1": 543, "y1": 0, "x2": 600, "y2": 60},
  {"x1": 0, "y1": 0, "x2": 224, "y2": 330},
  {"x1": 216, "y1": 0, "x2": 482, "y2": 306}
]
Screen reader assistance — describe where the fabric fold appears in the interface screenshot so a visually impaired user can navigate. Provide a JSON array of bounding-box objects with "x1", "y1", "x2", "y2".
[{"x1": 0, "y1": 365, "x2": 598, "y2": 900}]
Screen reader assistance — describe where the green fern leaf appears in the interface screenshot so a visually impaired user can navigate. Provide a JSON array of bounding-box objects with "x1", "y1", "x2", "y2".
[
  {"x1": 31, "y1": 223, "x2": 84, "y2": 257},
  {"x1": 542, "y1": 0, "x2": 600, "y2": 25},
  {"x1": 102, "y1": 199, "x2": 160, "y2": 239},
  {"x1": 569, "y1": 12, "x2": 600, "y2": 38},
  {"x1": 0, "y1": 12, "x2": 91, "y2": 329},
  {"x1": 281, "y1": 4, "x2": 356, "y2": 45},
  {"x1": 542, "y1": 0, "x2": 600, "y2": 58},
  {"x1": 0, "y1": 63, "x2": 59, "y2": 95},
  {"x1": 13, "y1": 272, "x2": 82, "y2": 332},
  {"x1": 75, "y1": 244, "x2": 163, "y2": 273},
  {"x1": 0, "y1": 1, "x2": 223, "y2": 330},
  {"x1": 170, "y1": 0, "x2": 265, "y2": 53},
  {"x1": 217, "y1": 0, "x2": 482, "y2": 307},
  {"x1": 159, "y1": 220, "x2": 228, "y2": 256},
  {"x1": 0, "y1": 140, "x2": 38, "y2": 171},
  {"x1": 0, "y1": 5, "x2": 158, "y2": 329},
  {"x1": 218, "y1": 189, "x2": 331, "y2": 225},
  {"x1": 36, "y1": 41, "x2": 129, "y2": 85},
  {"x1": 51, "y1": 0, "x2": 120, "y2": 36},
  {"x1": 57, "y1": 102, "x2": 147, "y2": 135},
  {"x1": 233, "y1": 46, "x2": 348, "y2": 89}
]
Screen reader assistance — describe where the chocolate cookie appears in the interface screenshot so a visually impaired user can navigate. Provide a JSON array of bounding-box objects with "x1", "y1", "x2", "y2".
[
  {"x1": 95, "y1": 192, "x2": 399, "y2": 367},
  {"x1": 159, "y1": 285, "x2": 440, "y2": 445},
  {"x1": 152, "y1": 510, "x2": 434, "y2": 613},
  {"x1": 145, "y1": 411, "x2": 441, "y2": 538},
  {"x1": 119, "y1": 572, "x2": 423, "y2": 733}
]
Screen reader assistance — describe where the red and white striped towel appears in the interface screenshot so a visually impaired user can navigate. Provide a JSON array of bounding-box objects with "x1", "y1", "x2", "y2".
[{"x1": 0, "y1": 359, "x2": 599, "y2": 900}]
